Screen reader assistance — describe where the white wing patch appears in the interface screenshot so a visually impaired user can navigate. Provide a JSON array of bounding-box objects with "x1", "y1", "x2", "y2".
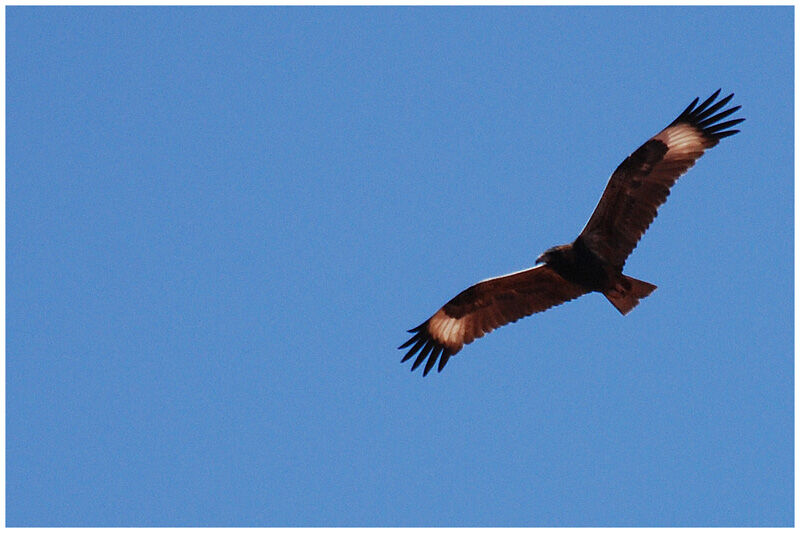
[
  {"x1": 429, "y1": 310, "x2": 464, "y2": 347},
  {"x1": 655, "y1": 123, "x2": 707, "y2": 160}
]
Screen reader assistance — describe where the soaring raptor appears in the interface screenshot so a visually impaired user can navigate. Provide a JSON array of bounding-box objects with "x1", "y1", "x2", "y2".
[{"x1": 399, "y1": 90, "x2": 743, "y2": 376}]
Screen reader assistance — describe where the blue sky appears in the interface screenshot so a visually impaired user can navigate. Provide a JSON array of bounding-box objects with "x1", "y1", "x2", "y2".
[{"x1": 6, "y1": 6, "x2": 793, "y2": 526}]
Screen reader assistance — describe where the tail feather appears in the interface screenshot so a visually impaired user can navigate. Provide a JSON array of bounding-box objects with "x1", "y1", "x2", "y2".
[{"x1": 604, "y1": 275, "x2": 657, "y2": 315}]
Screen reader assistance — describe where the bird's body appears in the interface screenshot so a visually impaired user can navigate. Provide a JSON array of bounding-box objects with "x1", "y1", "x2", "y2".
[
  {"x1": 400, "y1": 90, "x2": 744, "y2": 376},
  {"x1": 538, "y1": 238, "x2": 610, "y2": 294},
  {"x1": 538, "y1": 235, "x2": 657, "y2": 315}
]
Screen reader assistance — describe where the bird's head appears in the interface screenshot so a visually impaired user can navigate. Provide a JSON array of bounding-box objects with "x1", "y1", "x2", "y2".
[{"x1": 536, "y1": 244, "x2": 569, "y2": 265}]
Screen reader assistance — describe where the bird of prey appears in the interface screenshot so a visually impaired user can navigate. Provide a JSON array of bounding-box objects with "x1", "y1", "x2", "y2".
[{"x1": 399, "y1": 90, "x2": 743, "y2": 376}]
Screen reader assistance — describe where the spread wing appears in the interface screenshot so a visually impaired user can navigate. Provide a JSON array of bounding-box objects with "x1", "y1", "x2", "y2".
[
  {"x1": 580, "y1": 90, "x2": 744, "y2": 269},
  {"x1": 398, "y1": 264, "x2": 588, "y2": 376}
]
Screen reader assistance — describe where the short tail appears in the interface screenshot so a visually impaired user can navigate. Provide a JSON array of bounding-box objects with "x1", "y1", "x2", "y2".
[{"x1": 604, "y1": 275, "x2": 657, "y2": 315}]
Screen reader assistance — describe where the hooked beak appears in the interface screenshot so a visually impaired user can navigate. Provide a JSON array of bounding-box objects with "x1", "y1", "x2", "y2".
[{"x1": 535, "y1": 253, "x2": 546, "y2": 265}]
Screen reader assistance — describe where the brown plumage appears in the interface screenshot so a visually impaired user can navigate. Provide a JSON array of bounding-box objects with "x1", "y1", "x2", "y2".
[{"x1": 400, "y1": 90, "x2": 744, "y2": 376}]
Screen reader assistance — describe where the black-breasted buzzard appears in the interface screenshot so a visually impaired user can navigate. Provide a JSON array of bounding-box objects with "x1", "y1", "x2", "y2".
[{"x1": 400, "y1": 90, "x2": 743, "y2": 375}]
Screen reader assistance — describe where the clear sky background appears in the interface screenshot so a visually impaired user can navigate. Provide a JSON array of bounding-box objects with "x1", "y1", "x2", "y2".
[{"x1": 7, "y1": 6, "x2": 793, "y2": 527}]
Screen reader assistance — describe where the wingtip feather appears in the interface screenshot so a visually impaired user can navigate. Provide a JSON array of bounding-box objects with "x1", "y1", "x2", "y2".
[
  {"x1": 714, "y1": 129, "x2": 740, "y2": 139},
  {"x1": 705, "y1": 118, "x2": 746, "y2": 134},
  {"x1": 694, "y1": 89, "x2": 722, "y2": 115},
  {"x1": 398, "y1": 332, "x2": 421, "y2": 350},
  {"x1": 410, "y1": 318, "x2": 432, "y2": 333},
  {"x1": 670, "y1": 90, "x2": 743, "y2": 141},
  {"x1": 401, "y1": 337, "x2": 427, "y2": 362},
  {"x1": 423, "y1": 347, "x2": 443, "y2": 376},
  {"x1": 438, "y1": 350, "x2": 452, "y2": 372},
  {"x1": 411, "y1": 343, "x2": 434, "y2": 371}
]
